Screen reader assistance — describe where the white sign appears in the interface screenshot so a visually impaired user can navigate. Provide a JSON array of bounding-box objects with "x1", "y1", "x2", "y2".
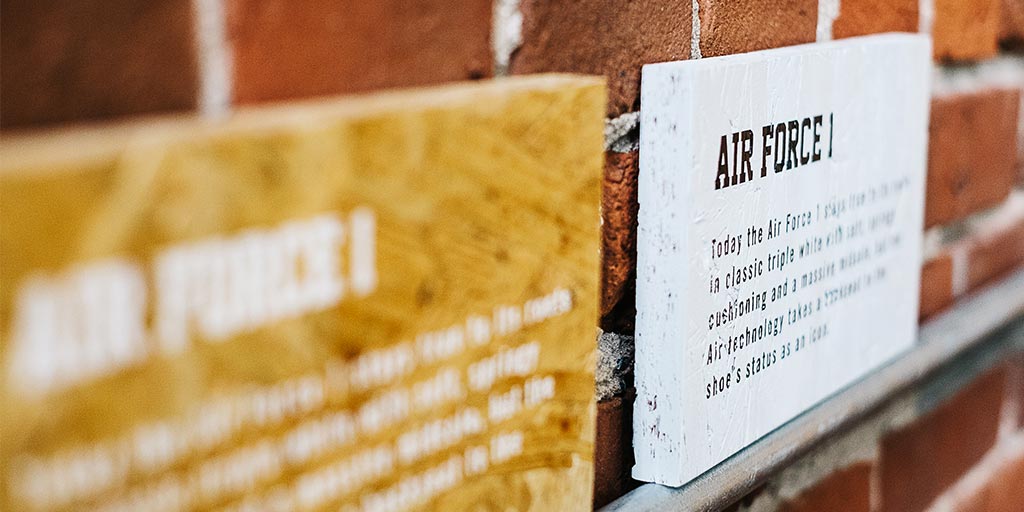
[{"x1": 633, "y1": 34, "x2": 931, "y2": 486}]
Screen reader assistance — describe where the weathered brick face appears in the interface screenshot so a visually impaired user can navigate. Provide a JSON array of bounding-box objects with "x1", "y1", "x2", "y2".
[
  {"x1": 1, "y1": 0, "x2": 200, "y2": 128},
  {"x1": 511, "y1": 0, "x2": 691, "y2": 117},
  {"x1": 593, "y1": 392, "x2": 638, "y2": 508},
  {"x1": 698, "y1": 0, "x2": 817, "y2": 57},
  {"x1": 933, "y1": 0, "x2": 1003, "y2": 61},
  {"x1": 601, "y1": 151, "x2": 640, "y2": 320},
  {"x1": 777, "y1": 462, "x2": 873, "y2": 512},
  {"x1": 832, "y1": 0, "x2": 919, "y2": 39},
  {"x1": 925, "y1": 90, "x2": 1021, "y2": 228},
  {"x1": 227, "y1": 0, "x2": 493, "y2": 104}
]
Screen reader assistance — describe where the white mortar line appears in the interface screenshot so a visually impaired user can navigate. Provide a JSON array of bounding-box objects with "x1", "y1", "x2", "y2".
[
  {"x1": 925, "y1": 433, "x2": 1024, "y2": 512},
  {"x1": 1019, "y1": 88, "x2": 1024, "y2": 166},
  {"x1": 950, "y1": 242, "x2": 970, "y2": 298},
  {"x1": 932, "y1": 55, "x2": 1024, "y2": 97},
  {"x1": 493, "y1": 0, "x2": 523, "y2": 76},
  {"x1": 922, "y1": 226, "x2": 945, "y2": 261},
  {"x1": 967, "y1": 191, "x2": 1024, "y2": 239},
  {"x1": 605, "y1": 112, "x2": 640, "y2": 152},
  {"x1": 869, "y1": 454, "x2": 884, "y2": 512},
  {"x1": 999, "y1": 374, "x2": 1022, "y2": 439},
  {"x1": 192, "y1": 0, "x2": 233, "y2": 118},
  {"x1": 1001, "y1": 365, "x2": 1023, "y2": 439},
  {"x1": 919, "y1": 0, "x2": 935, "y2": 35},
  {"x1": 816, "y1": 0, "x2": 840, "y2": 42},
  {"x1": 926, "y1": 192, "x2": 1024, "y2": 300},
  {"x1": 691, "y1": 0, "x2": 702, "y2": 59}
]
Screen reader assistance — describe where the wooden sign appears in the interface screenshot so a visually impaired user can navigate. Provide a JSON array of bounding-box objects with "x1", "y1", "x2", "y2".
[
  {"x1": 634, "y1": 35, "x2": 931, "y2": 486},
  {"x1": 0, "y1": 75, "x2": 605, "y2": 511}
]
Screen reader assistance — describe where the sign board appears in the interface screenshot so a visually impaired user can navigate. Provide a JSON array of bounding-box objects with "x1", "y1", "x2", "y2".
[
  {"x1": 634, "y1": 34, "x2": 931, "y2": 485},
  {"x1": 0, "y1": 75, "x2": 604, "y2": 511}
]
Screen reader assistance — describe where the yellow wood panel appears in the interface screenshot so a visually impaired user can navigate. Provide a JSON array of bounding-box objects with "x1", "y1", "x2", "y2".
[{"x1": 0, "y1": 75, "x2": 605, "y2": 512}]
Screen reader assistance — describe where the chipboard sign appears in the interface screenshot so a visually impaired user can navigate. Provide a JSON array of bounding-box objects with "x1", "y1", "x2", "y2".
[
  {"x1": 634, "y1": 34, "x2": 932, "y2": 485},
  {"x1": 1, "y1": 75, "x2": 604, "y2": 512}
]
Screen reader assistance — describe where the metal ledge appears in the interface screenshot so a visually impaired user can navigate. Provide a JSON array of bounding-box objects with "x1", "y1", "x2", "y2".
[{"x1": 602, "y1": 268, "x2": 1024, "y2": 512}]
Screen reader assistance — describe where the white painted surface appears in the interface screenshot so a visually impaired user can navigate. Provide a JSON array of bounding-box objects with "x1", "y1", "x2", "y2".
[{"x1": 634, "y1": 34, "x2": 932, "y2": 486}]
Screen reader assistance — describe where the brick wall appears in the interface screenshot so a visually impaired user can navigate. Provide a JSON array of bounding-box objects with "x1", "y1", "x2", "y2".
[{"x1": 3, "y1": 0, "x2": 1023, "y2": 510}]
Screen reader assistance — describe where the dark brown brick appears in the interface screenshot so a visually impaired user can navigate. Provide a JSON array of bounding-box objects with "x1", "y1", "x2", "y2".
[
  {"x1": 593, "y1": 390, "x2": 638, "y2": 508},
  {"x1": 933, "y1": 0, "x2": 1002, "y2": 61},
  {"x1": 880, "y1": 368, "x2": 1006, "y2": 512},
  {"x1": 920, "y1": 254, "x2": 954, "y2": 321},
  {"x1": 602, "y1": 151, "x2": 639, "y2": 320},
  {"x1": 778, "y1": 462, "x2": 873, "y2": 512},
  {"x1": 833, "y1": 0, "x2": 918, "y2": 39},
  {"x1": 699, "y1": 0, "x2": 817, "y2": 58},
  {"x1": 511, "y1": 0, "x2": 691, "y2": 117},
  {"x1": 925, "y1": 90, "x2": 1021, "y2": 228},
  {"x1": 1003, "y1": 0, "x2": 1024, "y2": 48},
  {"x1": 1, "y1": 0, "x2": 199, "y2": 128},
  {"x1": 227, "y1": 0, "x2": 492, "y2": 104},
  {"x1": 601, "y1": 278, "x2": 636, "y2": 335}
]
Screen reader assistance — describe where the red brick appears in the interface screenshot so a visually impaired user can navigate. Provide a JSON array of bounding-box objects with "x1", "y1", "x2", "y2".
[
  {"x1": 0, "y1": 0, "x2": 199, "y2": 128},
  {"x1": 983, "y1": 453, "x2": 1024, "y2": 512},
  {"x1": 933, "y1": 0, "x2": 1002, "y2": 61},
  {"x1": 953, "y1": 451, "x2": 1024, "y2": 512},
  {"x1": 1000, "y1": 0, "x2": 1024, "y2": 48},
  {"x1": 920, "y1": 254, "x2": 954, "y2": 321},
  {"x1": 880, "y1": 368, "x2": 1006, "y2": 512},
  {"x1": 967, "y1": 217, "x2": 1024, "y2": 292},
  {"x1": 699, "y1": 0, "x2": 817, "y2": 58},
  {"x1": 511, "y1": 0, "x2": 690, "y2": 117},
  {"x1": 227, "y1": 0, "x2": 492, "y2": 104},
  {"x1": 602, "y1": 151, "x2": 639, "y2": 319},
  {"x1": 593, "y1": 390, "x2": 638, "y2": 508},
  {"x1": 925, "y1": 90, "x2": 1021, "y2": 228},
  {"x1": 778, "y1": 462, "x2": 873, "y2": 512},
  {"x1": 833, "y1": 0, "x2": 919, "y2": 39}
]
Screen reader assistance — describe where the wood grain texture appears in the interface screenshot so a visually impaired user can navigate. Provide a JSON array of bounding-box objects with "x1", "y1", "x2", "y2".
[{"x1": 0, "y1": 75, "x2": 605, "y2": 512}]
